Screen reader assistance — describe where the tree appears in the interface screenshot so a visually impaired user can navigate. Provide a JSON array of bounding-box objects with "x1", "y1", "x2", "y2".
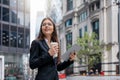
[{"x1": 76, "y1": 32, "x2": 117, "y2": 71}]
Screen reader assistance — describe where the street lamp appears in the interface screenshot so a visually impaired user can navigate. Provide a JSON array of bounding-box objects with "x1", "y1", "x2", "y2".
[{"x1": 115, "y1": 0, "x2": 120, "y2": 74}]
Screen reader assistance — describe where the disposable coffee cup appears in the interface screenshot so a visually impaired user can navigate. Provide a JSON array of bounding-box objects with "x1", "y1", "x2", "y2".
[{"x1": 50, "y1": 42, "x2": 58, "y2": 58}]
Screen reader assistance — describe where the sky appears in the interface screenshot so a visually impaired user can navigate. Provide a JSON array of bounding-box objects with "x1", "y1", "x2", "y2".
[{"x1": 30, "y1": 0, "x2": 46, "y2": 43}]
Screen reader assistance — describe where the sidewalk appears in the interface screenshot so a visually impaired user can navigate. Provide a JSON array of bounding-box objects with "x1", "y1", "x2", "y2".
[{"x1": 66, "y1": 76, "x2": 120, "y2": 80}]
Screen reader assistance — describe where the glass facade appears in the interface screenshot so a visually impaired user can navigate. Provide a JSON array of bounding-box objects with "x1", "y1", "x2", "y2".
[
  {"x1": 10, "y1": 26, "x2": 17, "y2": 47},
  {"x1": 2, "y1": 24, "x2": 9, "y2": 46},
  {"x1": 18, "y1": 11, "x2": 24, "y2": 26},
  {"x1": 25, "y1": 0, "x2": 30, "y2": 12},
  {"x1": 10, "y1": 0, "x2": 17, "y2": 8},
  {"x1": 11, "y1": 9, "x2": 17, "y2": 24},
  {"x1": 2, "y1": 7, "x2": 9, "y2": 22},
  {"x1": 18, "y1": 28, "x2": 24, "y2": 48},
  {"x1": 25, "y1": 13, "x2": 30, "y2": 27},
  {"x1": 4, "y1": 54, "x2": 23, "y2": 79},
  {"x1": 0, "y1": 23, "x2": 2, "y2": 45},
  {"x1": 18, "y1": 0, "x2": 24, "y2": 10},
  {"x1": 25, "y1": 29, "x2": 30, "y2": 48},
  {"x1": 3, "y1": 0, "x2": 9, "y2": 6},
  {"x1": 0, "y1": 6, "x2": 1, "y2": 20},
  {"x1": 0, "y1": 0, "x2": 30, "y2": 79}
]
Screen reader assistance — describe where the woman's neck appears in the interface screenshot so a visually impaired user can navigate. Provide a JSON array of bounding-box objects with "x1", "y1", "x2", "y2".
[{"x1": 45, "y1": 36, "x2": 51, "y2": 43}]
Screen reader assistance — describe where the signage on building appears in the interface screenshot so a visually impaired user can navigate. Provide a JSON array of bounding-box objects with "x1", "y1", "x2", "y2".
[{"x1": 0, "y1": 56, "x2": 4, "y2": 80}]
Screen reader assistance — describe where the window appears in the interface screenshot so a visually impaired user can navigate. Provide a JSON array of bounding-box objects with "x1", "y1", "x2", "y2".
[
  {"x1": 79, "y1": 57, "x2": 86, "y2": 64},
  {"x1": 18, "y1": 11, "x2": 24, "y2": 26},
  {"x1": 4, "y1": 54, "x2": 24, "y2": 80},
  {"x1": 18, "y1": 0, "x2": 24, "y2": 10},
  {"x1": 92, "y1": 20, "x2": 99, "y2": 39},
  {"x1": 79, "y1": 28, "x2": 82, "y2": 38},
  {"x1": 96, "y1": 1, "x2": 100, "y2": 9},
  {"x1": 78, "y1": 11, "x2": 87, "y2": 22},
  {"x1": 66, "y1": 32, "x2": 72, "y2": 49},
  {"x1": 89, "y1": 1, "x2": 100, "y2": 12},
  {"x1": 65, "y1": 18, "x2": 72, "y2": 27},
  {"x1": 25, "y1": 0, "x2": 30, "y2": 12},
  {"x1": 25, "y1": 13, "x2": 30, "y2": 27},
  {"x1": 0, "y1": 24, "x2": 2, "y2": 45},
  {"x1": 25, "y1": 29, "x2": 30, "y2": 48},
  {"x1": 18, "y1": 28, "x2": 24, "y2": 48},
  {"x1": 2, "y1": 7, "x2": 9, "y2": 22},
  {"x1": 83, "y1": 0, "x2": 86, "y2": 3},
  {"x1": 84, "y1": 26, "x2": 87, "y2": 32},
  {"x1": 3, "y1": 0, "x2": 9, "y2": 6},
  {"x1": 10, "y1": 0, "x2": 17, "y2": 8},
  {"x1": 10, "y1": 26, "x2": 17, "y2": 47},
  {"x1": 0, "y1": 6, "x2": 1, "y2": 20},
  {"x1": 67, "y1": 0, "x2": 73, "y2": 11},
  {"x1": 11, "y1": 9, "x2": 17, "y2": 24},
  {"x1": 2, "y1": 24, "x2": 9, "y2": 46}
]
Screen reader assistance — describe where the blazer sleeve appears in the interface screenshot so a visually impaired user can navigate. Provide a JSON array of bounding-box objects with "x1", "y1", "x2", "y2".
[
  {"x1": 57, "y1": 59, "x2": 74, "y2": 71},
  {"x1": 29, "y1": 40, "x2": 53, "y2": 69}
]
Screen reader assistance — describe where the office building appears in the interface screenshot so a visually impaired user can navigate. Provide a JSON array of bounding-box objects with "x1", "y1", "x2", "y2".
[
  {"x1": 0, "y1": 0, "x2": 30, "y2": 79},
  {"x1": 58, "y1": 0, "x2": 119, "y2": 75}
]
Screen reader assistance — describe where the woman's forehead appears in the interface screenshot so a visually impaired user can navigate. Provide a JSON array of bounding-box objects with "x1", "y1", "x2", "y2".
[{"x1": 43, "y1": 19, "x2": 52, "y2": 23}]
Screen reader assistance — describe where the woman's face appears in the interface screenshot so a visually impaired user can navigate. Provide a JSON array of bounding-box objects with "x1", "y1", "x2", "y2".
[{"x1": 41, "y1": 19, "x2": 54, "y2": 37}]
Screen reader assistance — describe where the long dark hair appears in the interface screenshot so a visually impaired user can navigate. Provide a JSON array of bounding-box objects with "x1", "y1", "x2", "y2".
[{"x1": 37, "y1": 17, "x2": 61, "y2": 64}]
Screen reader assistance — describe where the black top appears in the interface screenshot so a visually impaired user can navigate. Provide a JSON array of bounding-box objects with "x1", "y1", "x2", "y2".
[{"x1": 29, "y1": 40, "x2": 73, "y2": 80}]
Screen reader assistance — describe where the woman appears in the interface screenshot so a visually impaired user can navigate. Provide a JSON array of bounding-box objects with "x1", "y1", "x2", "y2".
[{"x1": 29, "y1": 17, "x2": 76, "y2": 80}]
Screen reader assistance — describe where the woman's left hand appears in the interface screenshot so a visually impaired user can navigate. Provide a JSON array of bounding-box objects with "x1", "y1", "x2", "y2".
[{"x1": 69, "y1": 52, "x2": 76, "y2": 61}]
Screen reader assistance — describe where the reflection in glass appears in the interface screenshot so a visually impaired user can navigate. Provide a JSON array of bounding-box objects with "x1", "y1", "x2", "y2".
[
  {"x1": 65, "y1": 18, "x2": 72, "y2": 27},
  {"x1": 10, "y1": 26, "x2": 17, "y2": 47},
  {"x1": 10, "y1": 0, "x2": 17, "y2": 8},
  {"x1": 0, "y1": 24, "x2": 2, "y2": 45},
  {"x1": 2, "y1": 7, "x2": 9, "y2": 22},
  {"x1": 25, "y1": 29, "x2": 30, "y2": 48},
  {"x1": 3, "y1": 0, "x2": 9, "y2": 6},
  {"x1": 18, "y1": 11, "x2": 24, "y2": 26},
  {"x1": 11, "y1": 9, "x2": 17, "y2": 23},
  {"x1": 66, "y1": 32, "x2": 72, "y2": 49},
  {"x1": 25, "y1": 13, "x2": 30, "y2": 27},
  {"x1": 25, "y1": 0, "x2": 30, "y2": 12},
  {"x1": 18, "y1": 28, "x2": 24, "y2": 48},
  {"x1": 79, "y1": 28, "x2": 82, "y2": 38},
  {"x1": 92, "y1": 20, "x2": 99, "y2": 40},
  {"x1": 18, "y1": 0, "x2": 24, "y2": 10},
  {"x1": 67, "y1": 0, "x2": 73, "y2": 11},
  {"x1": 0, "y1": 6, "x2": 1, "y2": 20},
  {"x1": 2, "y1": 24, "x2": 9, "y2": 46},
  {"x1": 5, "y1": 54, "x2": 24, "y2": 80}
]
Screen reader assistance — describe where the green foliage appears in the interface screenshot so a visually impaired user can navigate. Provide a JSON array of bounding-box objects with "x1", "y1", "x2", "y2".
[
  {"x1": 77, "y1": 32, "x2": 103, "y2": 68},
  {"x1": 66, "y1": 43, "x2": 72, "y2": 50},
  {"x1": 77, "y1": 32, "x2": 102, "y2": 57},
  {"x1": 76, "y1": 32, "x2": 117, "y2": 69}
]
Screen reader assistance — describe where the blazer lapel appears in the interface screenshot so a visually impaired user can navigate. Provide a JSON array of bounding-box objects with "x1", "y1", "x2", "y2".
[{"x1": 41, "y1": 39, "x2": 50, "y2": 51}]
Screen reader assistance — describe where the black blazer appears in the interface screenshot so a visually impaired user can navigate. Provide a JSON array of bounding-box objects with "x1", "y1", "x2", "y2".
[{"x1": 29, "y1": 40, "x2": 73, "y2": 80}]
